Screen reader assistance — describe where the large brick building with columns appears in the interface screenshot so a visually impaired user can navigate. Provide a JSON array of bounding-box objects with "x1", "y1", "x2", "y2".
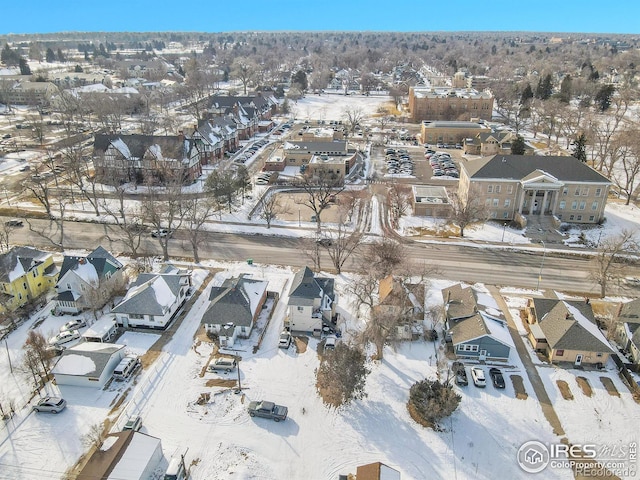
[{"x1": 459, "y1": 155, "x2": 611, "y2": 224}]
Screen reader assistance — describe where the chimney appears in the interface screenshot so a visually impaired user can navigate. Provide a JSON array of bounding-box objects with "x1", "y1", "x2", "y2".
[{"x1": 79, "y1": 258, "x2": 86, "y2": 264}]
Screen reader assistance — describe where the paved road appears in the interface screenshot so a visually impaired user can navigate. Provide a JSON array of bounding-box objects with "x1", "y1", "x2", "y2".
[{"x1": 8, "y1": 217, "x2": 640, "y2": 296}]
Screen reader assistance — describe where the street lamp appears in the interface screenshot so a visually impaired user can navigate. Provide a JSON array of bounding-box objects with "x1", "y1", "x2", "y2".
[
  {"x1": 501, "y1": 222, "x2": 507, "y2": 242},
  {"x1": 536, "y1": 240, "x2": 546, "y2": 291},
  {"x1": 298, "y1": 208, "x2": 301, "y2": 227}
]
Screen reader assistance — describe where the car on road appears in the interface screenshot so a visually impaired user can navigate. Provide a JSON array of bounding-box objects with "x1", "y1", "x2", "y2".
[
  {"x1": 489, "y1": 367, "x2": 505, "y2": 389},
  {"x1": 48, "y1": 330, "x2": 80, "y2": 346},
  {"x1": 452, "y1": 361, "x2": 468, "y2": 386},
  {"x1": 471, "y1": 366, "x2": 486, "y2": 388},
  {"x1": 33, "y1": 396, "x2": 67, "y2": 414},
  {"x1": 4, "y1": 219, "x2": 24, "y2": 227},
  {"x1": 248, "y1": 400, "x2": 288, "y2": 421},
  {"x1": 151, "y1": 229, "x2": 172, "y2": 238},
  {"x1": 316, "y1": 237, "x2": 333, "y2": 247},
  {"x1": 278, "y1": 331, "x2": 292, "y2": 348},
  {"x1": 208, "y1": 357, "x2": 237, "y2": 372},
  {"x1": 122, "y1": 415, "x2": 142, "y2": 431},
  {"x1": 60, "y1": 319, "x2": 87, "y2": 332}
]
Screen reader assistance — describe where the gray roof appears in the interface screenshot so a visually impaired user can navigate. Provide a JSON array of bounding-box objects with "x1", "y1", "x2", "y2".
[
  {"x1": 112, "y1": 273, "x2": 184, "y2": 316},
  {"x1": 0, "y1": 246, "x2": 51, "y2": 283},
  {"x1": 288, "y1": 267, "x2": 334, "y2": 306},
  {"x1": 94, "y1": 134, "x2": 196, "y2": 160},
  {"x1": 58, "y1": 246, "x2": 122, "y2": 281},
  {"x1": 531, "y1": 298, "x2": 613, "y2": 353},
  {"x1": 442, "y1": 284, "x2": 477, "y2": 321},
  {"x1": 463, "y1": 155, "x2": 611, "y2": 184},
  {"x1": 201, "y1": 275, "x2": 268, "y2": 327},
  {"x1": 618, "y1": 298, "x2": 640, "y2": 324},
  {"x1": 52, "y1": 343, "x2": 124, "y2": 377},
  {"x1": 449, "y1": 312, "x2": 490, "y2": 344}
]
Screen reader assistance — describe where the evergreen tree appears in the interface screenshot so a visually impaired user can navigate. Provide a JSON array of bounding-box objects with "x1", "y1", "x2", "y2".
[
  {"x1": 594, "y1": 84, "x2": 615, "y2": 111},
  {"x1": 18, "y1": 58, "x2": 31, "y2": 75},
  {"x1": 292, "y1": 70, "x2": 308, "y2": 91},
  {"x1": 559, "y1": 75, "x2": 572, "y2": 103},
  {"x1": 45, "y1": 48, "x2": 55, "y2": 63},
  {"x1": 1, "y1": 44, "x2": 21, "y2": 66},
  {"x1": 520, "y1": 83, "x2": 534, "y2": 105},
  {"x1": 511, "y1": 135, "x2": 526, "y2": 155},
  {"x1": 572, "y1": 133, "x2": 588, "y2": 163},
  {"x1": 535, "y1": 74, "x2": 553, "y2": 100},
  {"x1": 56, "y1": 48, "x2": 65, "y2": 62}
]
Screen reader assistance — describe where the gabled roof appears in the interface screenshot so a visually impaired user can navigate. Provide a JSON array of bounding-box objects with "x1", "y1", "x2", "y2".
[
  {"x1": 463, "y1": 155, "x2": 611, "y2": 183},
  {"x1": 288, "y1": 267, "x2": 334, "y2": 306},
  {"x1": 201, "y1": 275, "x2": 268, "y2": 327},
  {"x1": 531, "y1": 298, "x2": 613, "y2": 353},
  {"x1": 58, "y1": 246, "x2": 122, "y2": 286},
  {"x1": 618, "y1": 298, "x2": 640, "y2": 324},
  {"x1": 112, "y1": 271, "x2": 185, "y2": 316},
  {"x1": 94, "y1": 134, "x2": 196, "y2": 161},
  {"x1": 442, "y1": 284, "x2": 477, "y2": 320},
  {"x1": 0, "y1": 246, "x2": 51, "y2": 283}
]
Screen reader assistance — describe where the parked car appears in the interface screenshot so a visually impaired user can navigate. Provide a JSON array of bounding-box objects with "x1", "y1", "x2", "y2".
[
  {"x1": 122, "y1": 415, "x2": 143, "y2": 431},
  {"x1": 151, "y1": 229, "x2": 172, "y2": 238},
  {"x1": 59, "y1": 319, "x2": 87, "y2": 332},
  {"x1": 33, "y1": 396, "x2": 67, "y2": 413},
  {"x1": 208, "y1": 357, "x2": 237, "y2": 372},
  {"x1": 452, "y1": 361, "x2": 468, "y2": 386},
  {"x1": 48, "y1": 330, "x2": 80, "y2": 346},
  {"x1": 471, "y1": 366, "x2": 486, "y2": 388},
  {"x1": 4, "y1": 219, "x2": 23, "y2": 227},
  {"x1": 278, "y1": 331, "x2": 292, "y2": 348},
  {"x1": 113, "y1": 356, "x2": 141, "y2": 381},
  {"x1": 324, "y1": 335, "x2": 337, "y2": 353},
  {"x1": 248, "y1": 400, "x2": 288, "y2": 421},
  {"x1": 489, "y1": 367, "x2": 505, "y2": 389}
]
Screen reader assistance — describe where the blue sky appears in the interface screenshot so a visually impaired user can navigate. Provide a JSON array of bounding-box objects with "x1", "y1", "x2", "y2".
[{"x1": 1, "y1": 0, "x2": 637, "y2": 35}]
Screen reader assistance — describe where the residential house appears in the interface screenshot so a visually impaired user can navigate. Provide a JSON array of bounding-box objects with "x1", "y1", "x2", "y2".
[
  {"x1": 458, "y1": 155, "x2": 611, "y2": 224},
  {"x1": 616, "y1": 299, "x2": 640, "y2": 367},
  {"x1": 442, "y1": 284, "x2": 513, "y2": 361},
  {"x1": 525, "y1": 298, "x2": 613, "y2": 366},
  {"x1": 76, "y1": 430, "x2": 163, "y2": 480},
  {"x1": 374, "y1": 275, "x2": 424, "y2": 340},
  {"x1": 412, "y1": 185, "x2": 451, "y2": 218},
  {"x1": 463, "y1": 130, "x2": 535, "y2": 156},
  {"x1": 112, "y1": 264, "x2": 191, "y2": 329},
  {"x1": 93, "y1": 133, "x2": 202, "y2": 186},
  {"x1": 421, "y1": 120, "x2": 491, "y2": 145},
  {"x1": 0, "y1": 246, "x2": 58, "y2": 312},
  {"x1": 409, "y1": 86, "x2": 494, "y2": 122},
  {"x1": 201, "y1": 274, "x2": 268, "y2": 348},
  {"x1": 192, "y1": 120, "x2": 225, "y2": 165},
  {"x1": 355, "y1": 462, "x2": 401, "y2": 480},
  {"x1": 54, "y1": 246, "x2": 124, "y2": 314},
  {"x1": 52, "y1": 342, "x2": 125, "y2": 388},
  {"x1": 287, "y1": 267, "x2": 335, "y2": 335}
]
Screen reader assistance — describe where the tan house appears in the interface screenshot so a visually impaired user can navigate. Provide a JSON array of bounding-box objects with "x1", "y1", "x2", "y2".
[
  {"x1": 412, "y1": 185, "x2": 451, "y2": 218},
  {"x1": 420, "y1": 121, "x2": 491, "y2": 146},
  {"x1": 373, "y1": 275, "x2": 423, "y2": 340},
  {"x1": 458, "y1": 155, "x2": 611, "y2": 224},
  {"x1": 525, "y1": 298, "x2": 613, "y2": 366},
  {"x1": 409, "y1": 86, "x2": 494, "y2": 122},
  {"x1": 463, "y1": 131, "x2": 534, "y2": 156}
]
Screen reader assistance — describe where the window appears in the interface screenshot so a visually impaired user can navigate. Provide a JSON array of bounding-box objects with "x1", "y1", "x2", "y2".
[
  {"x1": 487, "y1": 185, "x2": 493, "y2": 193},
  {"x1": 562, "y1": 187, "x2": 568, "y2": 196},
  {"x1": 491, "y1": 211, "x2": 498, "y2": 218},
  {"x1": 297, "y1": 306, "x2": 304, "y2": 312},
  {"x1": 595, "y1": 188, "x2": 602, "y2": 197},
  {"x1": 577, "y1": 215, "x2": 582, "y2": 221},
  {"x1": 574, "y1": 187, "x2": 581, "y2": 196},
  {"x1": 504, "y1": 199, "x2": 511, "y2": 207},
  {"x1": 130, "y1": 313, "x2": 144, "y2": 319},
  {"x1": 591, "y1": 201, "x2": 598, "y2": 211},
  {"x1": 589, "y1": 216, "x2": 595, "y2": 221},
  {"x1": 23, "y1": 282, "x2": 27, "y2": 290},
  {"x1": 33, "y1": 270, "x2": 38, "y2": 278},
  {"x1": 559, "y1": 201, "x2": 566, "y2": 210},
  {"x1": 556, "y1": 349, "x2": 564, "y2": 357},
  {"x1": 581, "y1": 187, "x2": 589, "y2": 196},
  {"x1": 596, "y1": 352, "x2": 603, "y2": 357},
  {"x1": 485, "y1": 198, "x2": 491, "y2": 206},
  {"x1": 492, "y1": 198, "x2": 499, "y2": 207},
  {"x1": 569, "y1": 215, "x2": 575, "y2": 220},
  {"x1": 503, "y1": 211, "x2": 509, "y2": 219},
  {"x1": 571, "y1": 201, "x2": 578, "y2": 210},
  {"x1": 507, "y1": 185, "x2": 514, "y2": 194},
  {"x1": 579, "y1": 201, "x2": 586, "y2": 210},
  {"x1": 495, "y1": 185, "x2": 501, "y2": 193}
]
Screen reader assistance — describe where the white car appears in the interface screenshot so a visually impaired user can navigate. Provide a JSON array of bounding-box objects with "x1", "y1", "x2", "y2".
[
  {"x1": 33, "y1": 396, "x2": 66, "y2": 414},
  {"x1": 279, "y1": 331, "x2": 292, "y2": 348},
  {"x1": 59, "y1": 319, "x2": 87, "y2": 332},
  {"x1": 471, "y1": 367, "x2": 486, "y2": 388},
  {"x1": 49, "y1": 330, "x2": 80, "y2": 346}
]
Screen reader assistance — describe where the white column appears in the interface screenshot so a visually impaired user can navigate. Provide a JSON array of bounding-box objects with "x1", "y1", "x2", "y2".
[{"x1": 540, "y1": 190, "x2": 549, "y2": 216}]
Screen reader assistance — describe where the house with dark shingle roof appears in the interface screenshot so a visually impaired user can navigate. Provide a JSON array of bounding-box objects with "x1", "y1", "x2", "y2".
[
  {"x1": 55, "y1": 246, "x2": 124, "y2": 314},
  {"x1": 463, "y1": 130, "x2": 534, "y2": 156},
  {"x1": 52, "y1": 342, "x2": 125, "y2": 387},
  {"x1": 112, "y1": 264, "x2": 191, "y2": 329},
  {"x1": 374, "y1": 275, "x2": 424, "y2": 340},
  {"x1": 526, "y1": 298, "x2": 613, "y2": 366},
  {"x1": 442, "y1": 284, "x2": 513, "y2": 361},
  {"x1": 201, "y1": 274, "x2": 268, "y2": 348},
  {"x1": 459, "y1": 155, "x2": 611, "y2": 224},
  {"x1": 615, "y1": 298, "x2": 640, "y2": 366},
  {"x1": 287, "y1": 267, "x2": 335, "y2": 335},
  {"x1": 0, "y1": 246, "x2": 57, "y2": 312}
]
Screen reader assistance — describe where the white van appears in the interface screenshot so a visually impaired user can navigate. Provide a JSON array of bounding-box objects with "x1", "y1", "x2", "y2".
[
  {"x1": 112, "y1": 356, "x2": 140, "y2": 381},
  {"x1": 164, "y1": 457, "x2": 187, "y2": 480}
]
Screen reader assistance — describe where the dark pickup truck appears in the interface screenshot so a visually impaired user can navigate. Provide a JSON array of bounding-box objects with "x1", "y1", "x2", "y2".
[{"x1": 248, "y1": 400, "x2": 288, "y2": 422}]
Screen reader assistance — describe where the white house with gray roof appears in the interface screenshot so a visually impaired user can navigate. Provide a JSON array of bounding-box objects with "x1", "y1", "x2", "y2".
[
  {"x1": 201, "y1": 274, "x2": 268, "y2": 348},
  {"x1": 52, "y1": 343, "x2": 125, "y2": 388},
  {"x1": 112, "y1": 264, "x2": 191, "y2": 329},
  {"x1": 459, "y1": 155, "x2": 611, "y2": 224},
  {"x1": 286, "y1": 267, "x2": 335, "y2": 335}
]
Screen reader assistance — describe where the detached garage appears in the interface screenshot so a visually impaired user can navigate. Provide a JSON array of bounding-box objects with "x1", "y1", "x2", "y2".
[{"x1": 52, "y1": 343, "x2": 125, "y2": 388}]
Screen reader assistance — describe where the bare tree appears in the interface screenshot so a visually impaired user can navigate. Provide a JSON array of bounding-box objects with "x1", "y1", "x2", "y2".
[
  {"x1": 342, "y1": 106, "x2": 365, "y2": 137},
  {"x1": 23, "y1": 330, "x2": 53, "y2": 380},
  {"x1": 82, "y1": 423, "x2": 107, "y2": 450},
  {"x1": 183, "y1": 195, "x2": 222, "y2": 263},
  {"x1": 140, "y1": 182, "x2": 186, "y2": 261},
  {"x1": 101, "y1": 186, "x2": 146, "y2": 258},
  {"x1": 294, "y1": 172, "x2": 346, "y2": 232},
  {"x1": 231, "y1": 59, "x2": 256, "y2": 95},
  {"x1": 338, "y1": 189, "x2": 365, "y2": 224},
  {"x1": 591, "y1": 230, "x2": 638, "y2": 297},
  {"x1": 322, "y1": 220, "x2": 362, "y2": 274},
  {"x1": 259, "y1": 191, "x2": 288, "y2": 228},
  {"x1": 388, "y1": 184, "x2": 412, "y2": 229},
  {"x1": 448, "y1": 187, "x2": 489, "y2": 237},
  {"x1": 611, "y1": 130, "x2": 640, "y2": 205}
]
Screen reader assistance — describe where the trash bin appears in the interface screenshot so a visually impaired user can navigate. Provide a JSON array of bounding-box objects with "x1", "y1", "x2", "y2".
[{"x1": 247, "y1": 258, "x2": 253, "y2": 265}]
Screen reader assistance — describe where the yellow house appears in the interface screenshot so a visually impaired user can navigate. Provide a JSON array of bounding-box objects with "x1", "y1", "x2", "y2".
[{"x1": 0, "y1": 247, "x2": 58, "y2": 312}]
